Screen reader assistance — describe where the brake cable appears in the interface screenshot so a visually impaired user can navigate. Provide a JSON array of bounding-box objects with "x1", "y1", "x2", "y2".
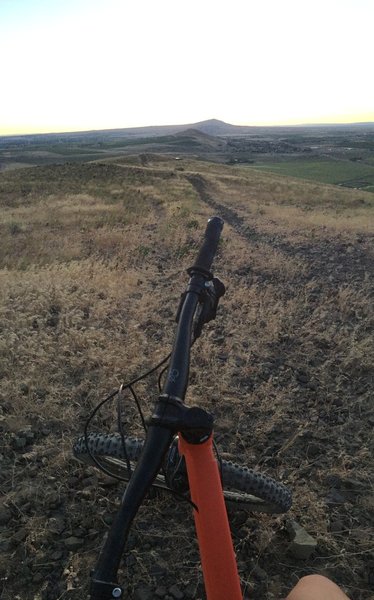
[
  {"x1": 82, "y1": 353, "x2": 197, "y2": 505},
  {"x1": 84, "y1": 353, "x2": 171, "y2": 482},
  {"x1": 83, "y1": 297, "x2": 224, "y2": 502}
]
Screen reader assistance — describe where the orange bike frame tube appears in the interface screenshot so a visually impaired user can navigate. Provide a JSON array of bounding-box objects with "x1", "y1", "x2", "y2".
[{"x1": 178, "y1": 435, "x2": 243, "y2": 600}]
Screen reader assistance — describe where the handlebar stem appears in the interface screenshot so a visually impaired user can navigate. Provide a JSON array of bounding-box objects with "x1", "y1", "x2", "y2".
[{"x1": 149, "y1": 395, "x2": 214, "y2": 444}]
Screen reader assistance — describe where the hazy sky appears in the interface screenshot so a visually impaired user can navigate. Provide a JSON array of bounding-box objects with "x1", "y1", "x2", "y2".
[{"x1": 1, "y1": 0, "x2": 373, "y2": 134}]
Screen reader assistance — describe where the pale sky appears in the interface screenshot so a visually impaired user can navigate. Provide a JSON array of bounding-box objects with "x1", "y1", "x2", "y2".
[{"x1": 1, "y1": 0, "x2": 373, "y2": 135}]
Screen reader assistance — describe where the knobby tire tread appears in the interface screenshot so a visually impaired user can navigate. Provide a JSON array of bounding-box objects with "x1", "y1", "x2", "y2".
[{"x1": 73, "y1": 433, "x2": 291, "y2": 514}]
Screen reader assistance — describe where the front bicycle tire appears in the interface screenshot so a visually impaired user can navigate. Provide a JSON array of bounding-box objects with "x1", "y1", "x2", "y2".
[
  {"x1": 73, "y1": 433, "x2": 292, "y2": 514},
  {"x1": 72, "y1": 432, "x2": 171, "y2": 490}
]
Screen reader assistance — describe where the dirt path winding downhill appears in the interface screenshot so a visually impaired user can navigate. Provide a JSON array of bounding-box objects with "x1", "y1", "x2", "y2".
[{"x1": 186, "y1": 173, "x2": 374, "y2": 290}]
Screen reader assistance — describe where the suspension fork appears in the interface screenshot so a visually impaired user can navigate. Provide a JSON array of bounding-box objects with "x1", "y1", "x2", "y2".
[{"x1": 178, "y1": 435, "x2": 243, "y2": 600}]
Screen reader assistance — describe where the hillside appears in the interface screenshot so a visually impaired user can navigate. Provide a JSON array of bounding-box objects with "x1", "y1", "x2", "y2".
[
  {"x1": 0, "y1": 156, "x2": 373, "y2": 600},
  {"x1": 2, "y1": 122, "x2": 374, "y2": 197},
  {"x1": 2, "y1": 119, "x2": 374, "y2": 143},
  {"x1": 176, "y1": 127, "x2": 225, "y2": 146}
]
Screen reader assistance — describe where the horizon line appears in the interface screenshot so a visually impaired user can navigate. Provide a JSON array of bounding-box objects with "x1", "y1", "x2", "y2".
[{"x1": 1, "y1": 118, "x2": 374, "y2": 138}]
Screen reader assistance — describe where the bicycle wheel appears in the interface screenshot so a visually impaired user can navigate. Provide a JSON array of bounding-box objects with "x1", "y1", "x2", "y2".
[
  {"x1": 72, "y1": 432, "x2": 171, "y2": 490},
  {"x1": 73, "y1": 433, "x2": 292, "y2": 513}
]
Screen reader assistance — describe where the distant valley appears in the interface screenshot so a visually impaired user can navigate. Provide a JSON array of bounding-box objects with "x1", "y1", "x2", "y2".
[{"x1": 1, "y1": 119, "x2": 374, "y2": 192}]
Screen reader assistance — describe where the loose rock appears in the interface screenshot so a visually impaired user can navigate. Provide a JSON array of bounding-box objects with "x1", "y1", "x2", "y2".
[
  {"x1": 183, "y1": 583, "x2": 196, "y2": 599},
  {"x1": 12, "y1": 528, "x2": 28, "y2": 543},
  {"x1": 287, "y1": 520, "x2": 317, "y2": 559},
  {"x1": 252, "y1": 564, "x2": 268, "y2": 581},
  {"x1": 133, "y1": 585, "x2": 154, "y2": 600},
  {"x1": 0, "y1": 505, "x2": 12, "y2": 525},
  {"x1": 329, "y1": 520, "x2": 344, "y2": 533},
  {"x1": 169, "y1": 584, "x2": 184, "y2": 599},
  {"x1": 63, "y1": 536, "x2": 84, "y2": 550}
]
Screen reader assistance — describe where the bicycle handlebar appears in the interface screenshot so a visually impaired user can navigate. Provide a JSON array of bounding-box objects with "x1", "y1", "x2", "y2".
[
  {"x1": 189, "y1": 216, "x2": 224, "y2": 276},
  {"x1": 90, "y1": 217, "x2": 224, "y2": 599}
]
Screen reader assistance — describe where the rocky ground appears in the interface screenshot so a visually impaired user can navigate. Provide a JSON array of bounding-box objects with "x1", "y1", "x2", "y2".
[{"x1": 0, "y1": 157, "x2": 373, "y2": 599}]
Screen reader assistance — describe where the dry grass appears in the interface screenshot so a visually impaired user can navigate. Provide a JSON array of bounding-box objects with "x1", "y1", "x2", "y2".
[
  {"x1": 205, "y1": 166, "x2": 374, "y2": 241},
  {"x1": 0, "y1": 156, "x2": 373, "y2": 600}
]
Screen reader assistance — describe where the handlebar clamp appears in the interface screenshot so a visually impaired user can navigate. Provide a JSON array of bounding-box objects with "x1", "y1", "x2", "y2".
[
  {"x1": 148, "y1": 395, "x2": 214, "y2": 444},
  {"x1": 194, "y1": 277, "x2": 225, "y2": 338},
  {"x1": 175, "y1": 277, "x2": 226, "y2": 339}
]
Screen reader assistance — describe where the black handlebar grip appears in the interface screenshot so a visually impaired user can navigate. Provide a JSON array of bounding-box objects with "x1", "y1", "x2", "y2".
[{"x1": 189, "y1": 216, "x2": 224, "y2": 275}]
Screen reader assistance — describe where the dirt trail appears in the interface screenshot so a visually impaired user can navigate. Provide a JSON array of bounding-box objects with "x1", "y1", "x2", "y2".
[
  {"x1": 1, "y1": 160, "x2": 373, "y2": 600},
  {"x1": 186, "y1": 173, "x2": 374, "y2": 289},
  {"x1": 183, "y1": 171, "x2": 374, "y2": 600}
]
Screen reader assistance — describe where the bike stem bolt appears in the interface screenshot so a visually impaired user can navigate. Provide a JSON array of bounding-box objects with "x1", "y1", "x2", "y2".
[{"x1": 112, "y1": 588, "x2": 122, "y2": 598}]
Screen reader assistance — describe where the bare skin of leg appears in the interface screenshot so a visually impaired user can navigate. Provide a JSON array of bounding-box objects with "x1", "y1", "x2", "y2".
[{"x1": 286, "y1": 575, "x2": 351, "y2": 600}]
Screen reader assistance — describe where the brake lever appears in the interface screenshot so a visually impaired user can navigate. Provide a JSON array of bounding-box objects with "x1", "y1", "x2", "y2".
[{"x1": 193, "y1": 277, "x2": 225, "y2": 339}]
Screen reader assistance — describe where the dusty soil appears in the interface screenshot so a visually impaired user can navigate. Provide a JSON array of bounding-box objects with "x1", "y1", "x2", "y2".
[{"x1": 0, "y1": 157, "x2": 373, "y2": 600}]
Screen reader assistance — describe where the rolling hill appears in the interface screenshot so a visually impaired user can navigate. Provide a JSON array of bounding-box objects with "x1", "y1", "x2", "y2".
[{"x1": 0, "y1": 155, "x2": 373, "y2": 599}]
